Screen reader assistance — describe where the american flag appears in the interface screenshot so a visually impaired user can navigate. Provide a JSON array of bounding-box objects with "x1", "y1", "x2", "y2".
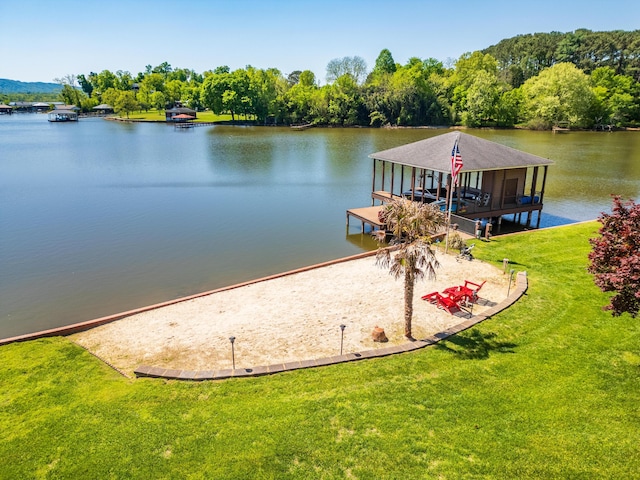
[{"x1": 451, "y1": 140, "x2": 463, "y2": 186}]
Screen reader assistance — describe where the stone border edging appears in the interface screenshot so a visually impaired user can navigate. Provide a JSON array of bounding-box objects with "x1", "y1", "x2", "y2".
[
  {"x1": 0, "y1": 250, "x2": 380, "y2": 347},
  {"x1": 133, "y1": 271, "x2": 528, "y2": 381}
]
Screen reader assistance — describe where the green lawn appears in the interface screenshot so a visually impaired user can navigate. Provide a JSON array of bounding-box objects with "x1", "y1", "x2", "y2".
[
  {"x1": 120, "y1": 109, "x2": 237, "y2": 123},
  {"x1": 1, "y1": 222, "x2": 639, "y2": 479}
]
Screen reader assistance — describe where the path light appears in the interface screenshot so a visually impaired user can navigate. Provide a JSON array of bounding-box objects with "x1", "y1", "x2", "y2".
[
  {"x1": 503, "y1": 258, "x2": 510, "y2": 273},
  {"x1": 229, "y1": 336, "x2": 236, "y2": 370},
  {"x1": 340, "y1": 324, "x2": 346, "y2": 355},
  {"x1": 507, "y1": 269, "x2": 515, "y2": 297}
]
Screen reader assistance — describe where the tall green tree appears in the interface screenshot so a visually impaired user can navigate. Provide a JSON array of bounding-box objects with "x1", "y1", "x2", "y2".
[
  {"x1": 494, "y1": 87, "x2": 523, "y2": 127},
  {"x1": 372, "y1": 49, "x2": 397, "y2": 76},
  {"x1": 388, "y1": 60, "x2": 428, "y2": 125},
  {"x1": 375, "y1": 199, "x2": 446, "y2": 339},
  {"x1": 327, "y1": 74, "x2": 367, "y2": 126},
  {"x1": 181, "y1": 85, "x2": 204, "y2": 111},
  {"x1": 114, "y1": 91, "x2": 139, "y2": 118},
  {"x1": 520, "y1": 62, "x2": 596, "y2": 128},
  {"x1": 58, "y1": 84, "x2": 85, "y2": 107},
  {"x1": 136, "y1": 73, "x2": 166, "y2": 111},
  {"x1": 201, "y1": 68, "x2": 250, "y2": 121},
  {"x1": 164, "y1": 79, "x2": 184, "y2": 107},
  {"x1": 485, "y1": 29, "x2": 640, "y2": 82},
  {"x1": 365, "y1": 56, "x2": 447, "y2": 126},
  {"x1": 115, "y1": 70, "x2": 134, "y2": 90},
  {"x1": 447, "y1": 51, "x2": 500, "y2": 124},
  {"x1": 484, "y1": 31, "x2": 564, "y2": 81},
  {"x1": 284, "y1": 70, "x2": 317, "y2": 123},
  {"x1": 246, "y1": 67, "x2": 285, "y2": 123},
  {"x1": 92, "y1": 70, "x2": 118, "y2": 97},
  {"x1": 150, "y1": 91, "x2": 167, "y2": 112},
  {"x1": 590, "y1": 67, "x2": 639, "y2": 126},
  {"x1": 100, "y1": 88, "x2": 120, "y2": 109},
  {"x1": 77, "y1": 74, "x2": 94, "y2": 98},
  {"x1": 462, "y1": 70, "x2": 501, "y2": 127},
  {"x1": 152, "y1": 61, "x2": 173, "y2": 78}
]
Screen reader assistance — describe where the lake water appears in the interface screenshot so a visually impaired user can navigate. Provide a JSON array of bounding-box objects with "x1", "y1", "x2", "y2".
[{"x1": 1, "y1": 114, "x2": 639, "y2": 339}]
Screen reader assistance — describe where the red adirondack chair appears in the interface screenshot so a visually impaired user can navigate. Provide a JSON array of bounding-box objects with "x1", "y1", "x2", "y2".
[
  {"x1": 432, "y1": 292, "x2": 461, "y2": 315},
  {"x1": 459, "y1": 280, "x2": 486, "y2": 303},
  {"x1": 421, "y1": 291, "x2": 439, "y2": 304}
]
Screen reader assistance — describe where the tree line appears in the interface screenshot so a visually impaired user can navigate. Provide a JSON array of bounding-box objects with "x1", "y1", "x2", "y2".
[{"x1": 6, "y1": 29, "x2": 637, "y2": 130}]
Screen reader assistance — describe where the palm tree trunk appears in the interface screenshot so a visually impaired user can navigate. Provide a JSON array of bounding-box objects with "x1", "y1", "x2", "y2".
[{"x1": 404, "y1": 267, "x2": 415, "y2": 339}]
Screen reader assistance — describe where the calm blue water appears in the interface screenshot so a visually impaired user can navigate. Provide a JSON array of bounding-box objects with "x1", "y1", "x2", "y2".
[{"x1": 1, "y1": 114, "x2": 639, "y2": 338}]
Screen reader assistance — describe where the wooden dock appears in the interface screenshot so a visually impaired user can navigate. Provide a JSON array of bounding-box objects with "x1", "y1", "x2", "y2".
[
  {"x1": 291, "y1": 123, "x2": 314, "y2": 131},
  {"x1": 174, "y1": 122, "x2": 218, "y2": 129},
  {"x1": 346, "y1": 205, "x2": 386, "y2": 231},
  {"x1": 552, "y1": 121, "x2": 570, "y2": 133},
  {"x1": 371, "y1": 190, "x2": 402, "y2": 203}
]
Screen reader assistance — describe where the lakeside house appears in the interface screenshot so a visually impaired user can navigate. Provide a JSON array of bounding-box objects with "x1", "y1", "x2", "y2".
[
  {"x1": 0, "y1": 103, "x2": 12, "y2": 114},
  {"x1": 347, "y1": 131, "x2": 554, "y2": 235},
  {"x1": 165, "y1": 107, "x2": 196, "y2": 122}
]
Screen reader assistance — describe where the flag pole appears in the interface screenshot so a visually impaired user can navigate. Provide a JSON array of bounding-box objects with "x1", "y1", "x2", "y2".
[{"x1": 444, "y1": 136, "x2": 459, "y2": 254}]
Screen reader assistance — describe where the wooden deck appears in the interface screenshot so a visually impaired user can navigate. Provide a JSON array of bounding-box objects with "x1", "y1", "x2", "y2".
[
  {"x1": 174, "y1": 121, "x2": 218, "y2": 128},
  {"x1": 346, "y1": 206, "x2": 386, "y2": 231},
  {"x1": 371, "y1": 190, "x2": 401, "y2": 203}
]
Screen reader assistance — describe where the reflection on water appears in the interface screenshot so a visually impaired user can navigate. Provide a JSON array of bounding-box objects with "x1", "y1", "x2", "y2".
[{"x1": 1, "y1": 114, "x2": 638, "y2": 338}]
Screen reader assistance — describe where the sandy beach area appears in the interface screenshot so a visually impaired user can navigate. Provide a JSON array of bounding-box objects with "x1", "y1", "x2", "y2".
[{"x1": 71, "y1": 249, "x2": 511, "y2": 376}]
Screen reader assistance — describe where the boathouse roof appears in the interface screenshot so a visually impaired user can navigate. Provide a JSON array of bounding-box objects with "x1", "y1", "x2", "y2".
[
  {"x1": 54, "y1": 104, "x2": 80, "y2": 111},
  {"x1": 369, "y1": 131, "x2": 554, "y2": 173},
  {"x1": 166, "y1": 107, "x2": 196, "y2": 114}
]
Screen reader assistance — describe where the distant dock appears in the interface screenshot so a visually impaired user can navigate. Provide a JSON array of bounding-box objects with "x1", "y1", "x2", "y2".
[
  {"x1": 174, "y1": 122, "x2": 218, "y2": 129},
  {"x1": 291, "y1": 123, "x2": 314, "y2": 131}
]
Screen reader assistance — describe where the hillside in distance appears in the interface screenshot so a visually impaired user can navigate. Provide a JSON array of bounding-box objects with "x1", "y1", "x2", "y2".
[{"x1": 0, "y1": 79, "x2": 62, "y2": 94}]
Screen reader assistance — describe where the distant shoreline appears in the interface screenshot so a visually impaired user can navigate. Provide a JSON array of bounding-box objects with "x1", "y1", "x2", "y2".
[{"x1": 103, "y1": 116, "x2": 640, "y2": 132}]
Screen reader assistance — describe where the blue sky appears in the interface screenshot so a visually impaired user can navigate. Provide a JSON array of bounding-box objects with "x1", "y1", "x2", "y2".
[{"x1": 1, "y1": 0, "x2": 639, "y2": 84}]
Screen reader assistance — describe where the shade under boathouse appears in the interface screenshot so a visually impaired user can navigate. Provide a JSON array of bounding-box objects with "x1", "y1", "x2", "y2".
[{"x1": 347, "y1": 131, "x2": 554, "y2": 235}]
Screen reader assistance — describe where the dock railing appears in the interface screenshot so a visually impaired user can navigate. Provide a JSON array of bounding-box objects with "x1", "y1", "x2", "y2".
[{"x1": 450, "y1": 214, "x2": 478, "y2": 236}]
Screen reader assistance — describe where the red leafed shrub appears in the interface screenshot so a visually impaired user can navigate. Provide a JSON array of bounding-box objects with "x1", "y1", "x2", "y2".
[{"x1": 588, "y1": 196, "x2": 640, "y2": 317}]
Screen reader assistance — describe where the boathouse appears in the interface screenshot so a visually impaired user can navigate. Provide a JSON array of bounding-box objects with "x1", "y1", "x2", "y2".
[
  {"x1": 347, "y1": 131, "x2": 554, "y2": 234},
  {"x1": 165, "y1": 107, "x2": 196, "y2": 122},
  {"x1": 0, "y1": 103, "x2": 12, "y2": 114},
  {"x1": 33, "y1": 102, "x2": 51, "y2": 112},
  {"x1": 47, "y1": 109, "x2": 78, "y2": 122},
  {"x1": 93, "y1": 103, "x2": 114, "y2": 114}
]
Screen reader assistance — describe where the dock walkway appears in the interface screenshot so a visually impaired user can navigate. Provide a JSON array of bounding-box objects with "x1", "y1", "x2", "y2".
[
  {"x1": 174, "y1": 122, "x2": 218, "y2": 129},
  {"x1": 346, "y1": 206, "x2": 386, "y2": 232}
]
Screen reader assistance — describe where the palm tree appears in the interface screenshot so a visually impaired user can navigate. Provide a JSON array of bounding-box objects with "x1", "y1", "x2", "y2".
[{"x1": 375, "y1": 198, "x2": 447, "y2": 340}]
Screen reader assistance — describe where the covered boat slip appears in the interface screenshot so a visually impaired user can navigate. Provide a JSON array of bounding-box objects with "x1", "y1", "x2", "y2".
[
  {"x1": 47, "y1": 109, "x2": 78, "y2": 122},
  {"x1": 347, "y1": 132, "x2": 554, "y2": 234}
]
